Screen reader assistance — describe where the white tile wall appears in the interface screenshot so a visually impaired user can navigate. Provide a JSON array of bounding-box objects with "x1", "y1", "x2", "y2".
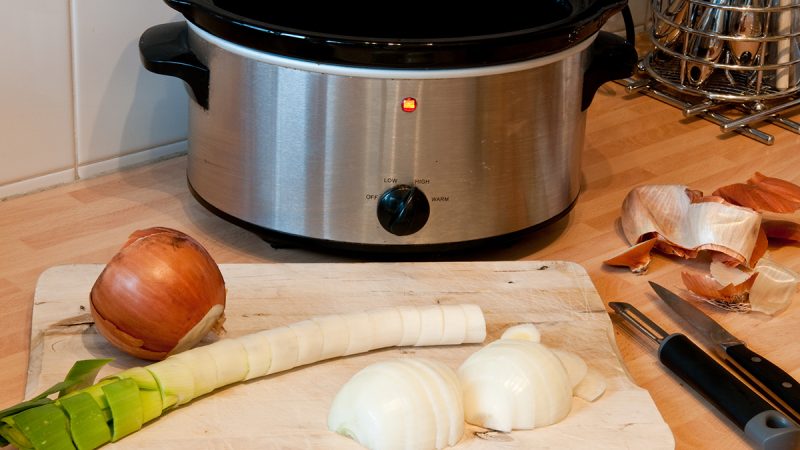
[
  {"x1": 0, "y1": 0, "x2": 189, "y2": 199},
  {"x1": 0, "y1": 0, "x2": 652, "y2": 200},
  {"x1": 72, "y1": 0, "x2": 187, "y2": 178},
  {"x1": 0, "y1": 1, "x2": 75, "y2": 197}
]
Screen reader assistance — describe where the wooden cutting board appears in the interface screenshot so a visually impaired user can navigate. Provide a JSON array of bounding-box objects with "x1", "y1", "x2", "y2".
[{"x1": 27, "y1": 261, "x2": 673, "y2": 449}]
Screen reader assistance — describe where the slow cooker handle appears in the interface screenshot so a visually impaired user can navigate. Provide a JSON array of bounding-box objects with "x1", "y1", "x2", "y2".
[
  {"x1": 139, "y1": 22, "x2": 209, "y2": 109},
  {"x1": 581, "y1": 31, "x2": 638, "y2": 111}
]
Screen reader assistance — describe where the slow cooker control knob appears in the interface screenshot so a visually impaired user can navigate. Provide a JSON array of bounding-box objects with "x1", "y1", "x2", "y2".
[{"x1": 377, "y1": 185, "x2": 430, "y2": 236}]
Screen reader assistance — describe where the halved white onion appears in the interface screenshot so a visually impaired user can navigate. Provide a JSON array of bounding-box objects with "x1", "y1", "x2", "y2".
[
  {"x1": 458, "y1": 339, "x2": 573, "y2": 431},
  {"x1": 551, "y1": 348, "x2": 588, "y2": 389},
  {"x1": 500, "y1": 323, "x2": 541, "y2": 342},
  {"x1": 328, "y1": 358, "x2": 464, "y2": 450},
  {"x1": 405, "y1": 358, "x2": 465, "y2": 446},
  {"x1": 573, "y1": 368, "x2": 607, "y2": 402}
]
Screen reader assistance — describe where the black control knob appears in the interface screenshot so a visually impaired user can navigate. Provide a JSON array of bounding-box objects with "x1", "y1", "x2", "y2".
[{"x1": 377, "y1": 185, "x2": 430, "y2": 236}]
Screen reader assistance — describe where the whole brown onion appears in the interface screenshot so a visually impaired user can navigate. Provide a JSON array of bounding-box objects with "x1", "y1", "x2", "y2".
[{"x1": 90, "y1": 227, "x2": 226, "y2": 360}]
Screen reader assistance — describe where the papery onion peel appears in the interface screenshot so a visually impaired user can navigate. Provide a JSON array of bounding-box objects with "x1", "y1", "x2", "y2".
[
  {"x1": 713, "y1": 172, "x2": 800, "y2": 213},
  {"x1": 607, "y1": 174, "x2": 800, "y2": 314},
  {"x1": 90, "y1": 227, "x2": 227, "y2": 361},
  {"x1": 605, "y1": 185, "x2": 761, "y2": 273},
  {"x1": 762, "y1": 220, "x2": 800, "y2": 242},
  {"x1": 683, "y1": 256, "x2": 799, "y2": 314},
  {"x1": 681, "y1": 270, "x2": 757, "y2": 304},
  {"x1": 603, "y1": 237, "x2": 658, "y2": 274}
]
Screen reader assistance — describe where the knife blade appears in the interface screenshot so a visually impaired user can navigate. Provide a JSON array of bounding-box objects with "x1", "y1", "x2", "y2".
[
  {"x1": 650, "y1": 281, "x2": 800, "y2": 424},
  {"x1": 609, "y1": 302, "x2": 800, "y2": 450}
]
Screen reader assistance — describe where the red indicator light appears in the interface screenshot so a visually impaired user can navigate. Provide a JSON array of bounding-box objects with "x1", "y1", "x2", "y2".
[{"x1": 401, "y1": 97, "x2": 417, "y2": 112}]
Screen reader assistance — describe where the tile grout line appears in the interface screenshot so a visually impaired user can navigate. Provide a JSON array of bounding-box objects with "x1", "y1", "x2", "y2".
[{"x1": 67, "y1": 0, "x2": 80, "y2": 182}]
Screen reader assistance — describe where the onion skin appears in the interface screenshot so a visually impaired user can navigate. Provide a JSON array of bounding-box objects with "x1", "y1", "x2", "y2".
[
  {"x1": 763, "y1": 220, "x2": 800, "y2": 242},
  {"x1": 681, "y1": 270, "x2": 757, "y2": 304},
  {"x1": 90, "y1": 227, "x2": 226, "y2": 361},
  {"x1": 603, "y1": 237, "x2": 658, "y2": 274},
  {"x1": 713, "y1": 172, "x2": 800, "y2": 213}
]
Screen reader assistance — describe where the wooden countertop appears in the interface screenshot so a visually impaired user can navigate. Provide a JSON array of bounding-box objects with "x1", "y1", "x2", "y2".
[{"x1": 2, "y1": 82, "x2": 799, "y2": 449}]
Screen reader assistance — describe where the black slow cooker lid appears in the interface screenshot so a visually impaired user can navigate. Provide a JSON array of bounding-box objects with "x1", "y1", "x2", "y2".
[{"x1": 165, "y1": 0, "x2": 627, "y2": 68}]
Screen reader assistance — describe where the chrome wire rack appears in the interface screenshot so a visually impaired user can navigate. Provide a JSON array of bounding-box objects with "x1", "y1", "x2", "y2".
[{"x1": 622, "y1": 0, "x2": 800, "y2": 144}]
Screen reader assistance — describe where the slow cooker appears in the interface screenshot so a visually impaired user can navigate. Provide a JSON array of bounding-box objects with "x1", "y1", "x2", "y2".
[{"x1": 140, "y1": 1, "x2": 636, "y2": 253}]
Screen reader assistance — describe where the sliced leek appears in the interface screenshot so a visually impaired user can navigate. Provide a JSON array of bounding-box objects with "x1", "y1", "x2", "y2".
[
  {"x1": 204, "y1": 338, "x2": 250, "y2": 387},
  {"x1": 415, "y1": 305, "x2": 445, "y2": 346},
  {"x1": 313, "y1": 314, "x2": 350, "y2": 360},
  {"x1": 237, "y1": 331, "x2": 272, "y2": 381},
  {"x1": 3, "y1": 404, "x2": 74, "y2": 450},
  {"x1": 146, "y1": 357, "x2": 195, "y2": 408},
  {"x1": 343, "y1": 312, "x2": 374, "y2": 356},
  {"x1": 0, "y1": 304, "x2": 486, "y2": 450},
  {"x1": 288, "y1": 319, "x2": 325, "y2": 366},
  {"x1": 164, "y1": 346, "x2": 218, "y2": 397},
  {"x1": 439, "y1": 305, "x2": 467, "y2": 345},
  {"x1": 56, "y1": 393, "x2": 111, "y2": 450},
  {"x1": 461, "y1": 304, "x2": 487, "y2": 343},
  {"x1": 263, "y1": 326, "x2": 300, "y2": 373},
  {"x1": 102, "y1": 379, "x2": 143, "y2": 441},
  {"x1": 367, "y1": 308, "x2": 404, "y2": 350}
]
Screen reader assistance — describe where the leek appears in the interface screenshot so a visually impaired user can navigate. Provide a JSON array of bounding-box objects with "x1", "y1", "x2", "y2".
[
  {"x1": 102, "y1": 379, "x2": 143, "y2": 441},
  {"x1": 0, "y1": 359, "x2": 113, "y2": 448},
  {"x1": 0, "y1": 304, "x2": 486, "y2": 450},
  {"x1": 3, "y1": 404, "x2": 74, "y2": 450},
  {"x1": 56, "y1": 393, "x2": 111, "y2": 450}
]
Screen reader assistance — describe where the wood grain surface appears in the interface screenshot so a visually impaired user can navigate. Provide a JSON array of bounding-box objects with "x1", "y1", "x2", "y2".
[
  {"x1": 26, "y1": 262, "x2": 672, "y2": 449},
  {"x1": 2, "y1": 81, "x2": 800, "y2": 449}
]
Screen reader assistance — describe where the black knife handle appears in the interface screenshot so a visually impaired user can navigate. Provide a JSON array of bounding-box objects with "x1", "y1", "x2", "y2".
[
  {"x1": 726, "y1": 343, "x2": 800, "y2": 419},
  {"x1": 659, "y1": 334, "x2": 800, "y2": 449},
  {"x1": 660, "y1": 334, "x2": 773, "y2": 428}
]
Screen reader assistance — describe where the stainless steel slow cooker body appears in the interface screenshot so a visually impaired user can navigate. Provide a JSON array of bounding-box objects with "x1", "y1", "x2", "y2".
[{"x1": 141, "y1": 1, "x2": 635, "y2": 252}]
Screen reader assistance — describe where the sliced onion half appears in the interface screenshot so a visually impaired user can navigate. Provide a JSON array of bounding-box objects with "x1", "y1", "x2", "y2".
[
  {"x1": 458, "y1": 339, "x2": 573, "y2": 432},
  {"x1": 327, "y1": 358, "x2": 464, "y2": 450},
  {"x1": 457, "y1": 324, "x2": 605, "y2": 433}
]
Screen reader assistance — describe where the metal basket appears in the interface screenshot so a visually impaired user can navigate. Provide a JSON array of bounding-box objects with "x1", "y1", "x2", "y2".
[{"x1": 646, "y1": 0, "x2": 800, "y2": 102}]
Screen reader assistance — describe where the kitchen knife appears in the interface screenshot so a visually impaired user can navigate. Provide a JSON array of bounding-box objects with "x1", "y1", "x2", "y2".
[
  {"x1": 650, "y1": 281, "x2": 800, "y2": 424},
  {"x1": 609, "y1": 302, "x2": 800, "y2": 450}
]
